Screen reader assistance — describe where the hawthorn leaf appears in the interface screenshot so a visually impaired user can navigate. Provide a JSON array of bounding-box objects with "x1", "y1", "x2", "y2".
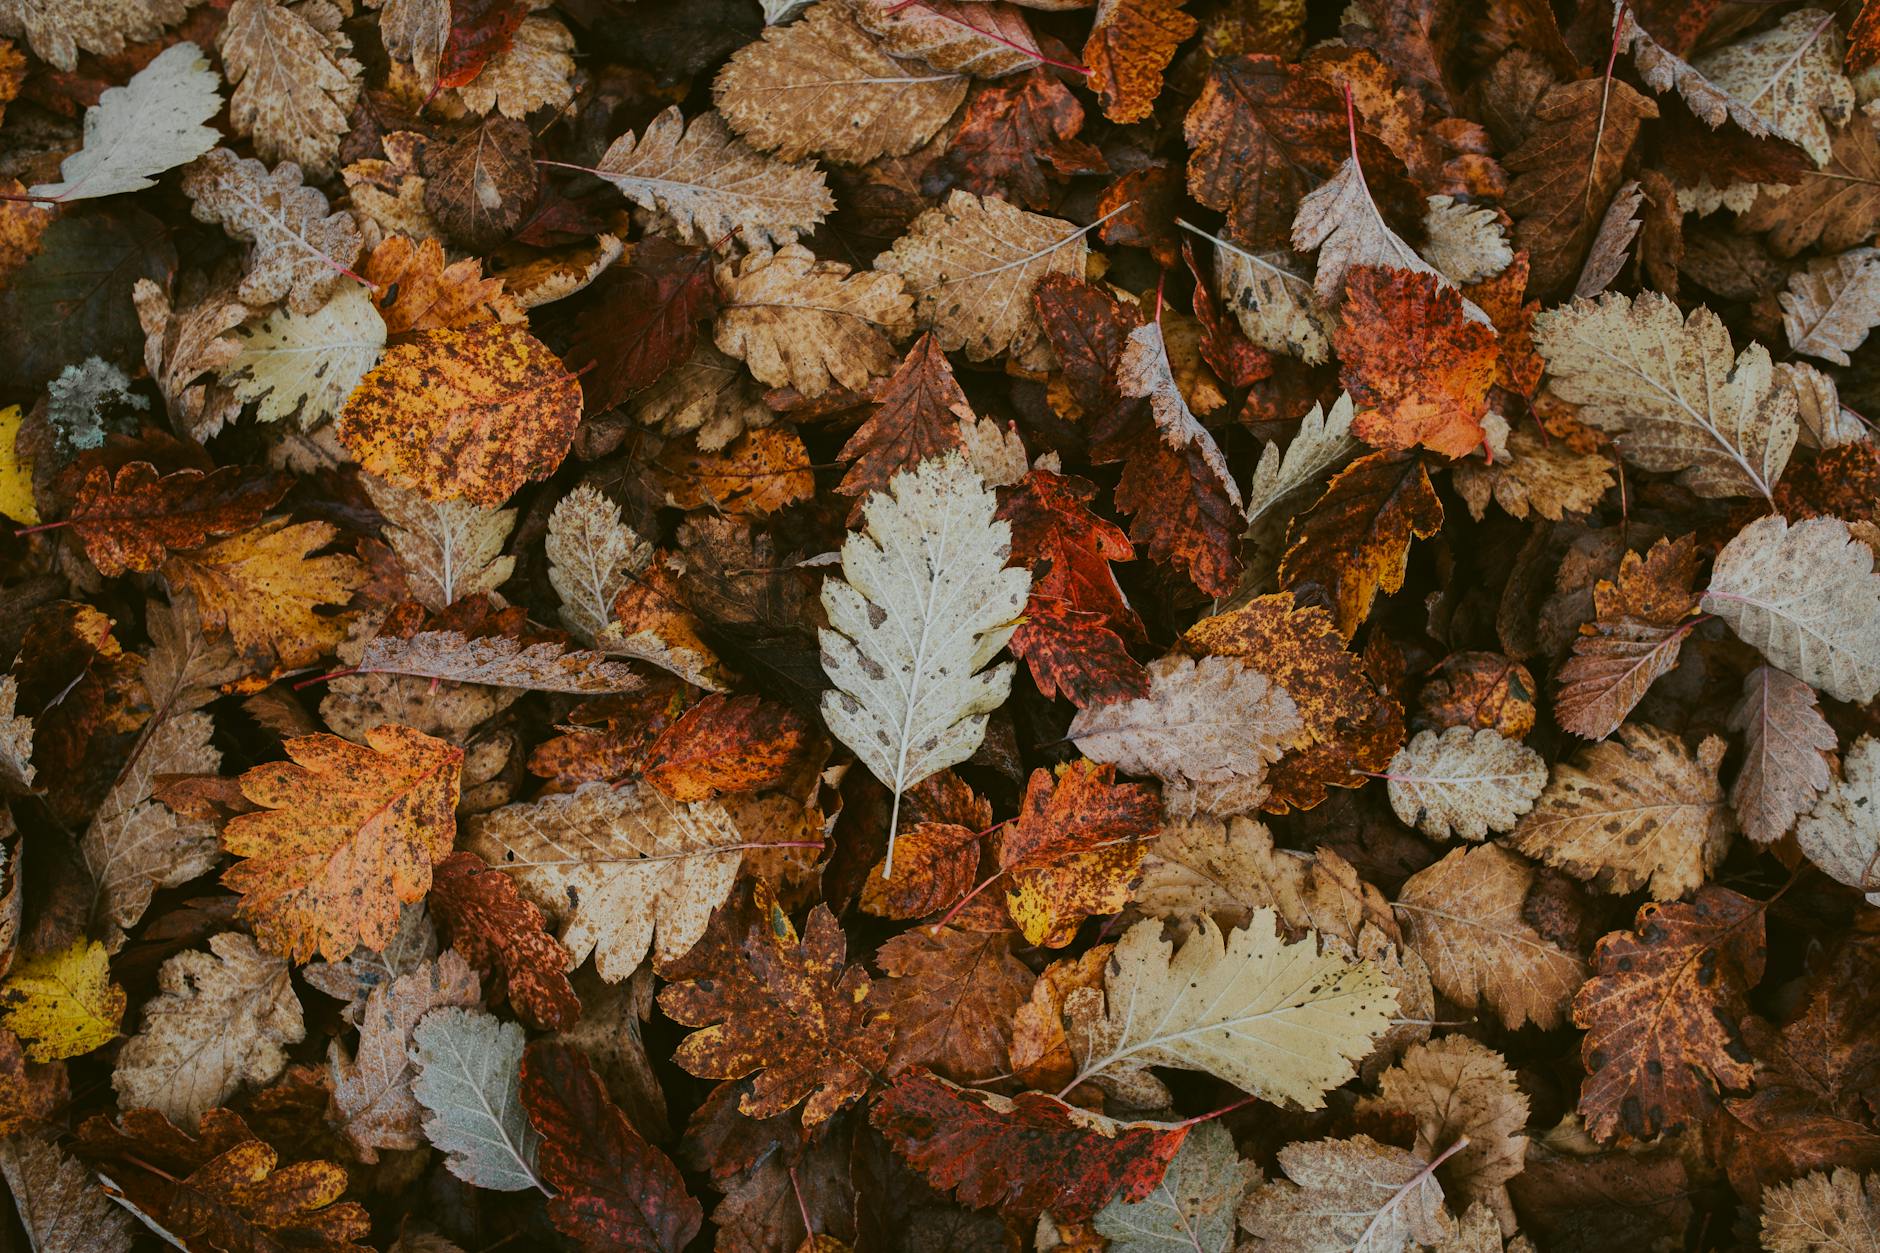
[
  {"x1": 1693, "y1": 8, "x2": 1854, "y2": 166},
  {"x1": 1452, "y1": 425, "x2": 1614, "y2": 522},
  {"x1": 428, "y1": 852, "x2": 577, "y2": 1031},
  {"x1": 219, "y1": 0, "x2": 360, "y2": 177},
  {"x1": 329, "y1": 950, "x2": 481, "y2": 1160},
  {"x1": 1760, "y1": 1168, "x2": 1880, "y2": 1252},
  {"x1": 1554, "y1": 535, "x2": 1703, "y2": 740},
  {"x1": 359, "y1": 630, "x2": 639, "y2": 694},
  {"x1": 1000, "y1": 760, "x2": 1162, "y2": 946},
  {"x1": 0, "y1": 0, "x2": 195, "y2": 70},
  {"x1": 876, "y1": 926, "x2": 1034, "y2": 1082},
  {"x1": 1092, "y1": 1120, "x2": 1252, "y2": 1253},
  {"x1": 1239, "y1": 1134, "x2": 1455, "y2": 1252},
  {"x1": 181, "y1": 147, "x2": 364, "y2": 315},
  {"x1": 221, "y1": 282, "x2": 386, "y2": 429},
  {"x1": 1244, "y1": 393, "x2": 1358, "y2": 532},
  {"x1": 366, "y1": 473, "x2": 517, "y2": 614},
  {"x1": 0, "y1": 1133, "x2": 136, "y2": 1253},
  {"x1": 1358, "y1": 1035, "x2": 1528, "y2": 1214},
  {"x1": 1116, "y1": 318, "x2": 1242, "y2": 507},
  {"x1": 29, "y1": 42, "x2": 221, "y2": 202},
  {"x1": 69, "y1": 460, "x2": 287, "y2": 579},
  {"x1": 411, "y1": 1006, "x2": 543, "y2": 1192},
  {"x1": 1335, "y1": 264, "x2": 1498, "y2": 459},
  {"x1": 714, "y1": 243, "x2": 914, "y2": 397},
  {"x1": 1795, "y1": 735, "x2": 1880, "y2": 904},
  {"x1": 818, "y1": 453, "x2": 1030, "y2": 875},
  {"x1": 1386, "y1": 726, "x2": 1547, "y2": 842},
  {"x1": 852, "y1": 0, "x2": 1042, "y2": 77},
  {"x1": 0, "y1": 939, "x2": 126, "y2": 1062},
  {"x1": 1084, "y1": 0, "x2": 1194, "y2": 124},
  {"x1": 1278, "y1": 450, "x2": 1444, "y2": 638},
  {"x1": 1730, "y1": 665, "x2": 1838, "y2": 845}
]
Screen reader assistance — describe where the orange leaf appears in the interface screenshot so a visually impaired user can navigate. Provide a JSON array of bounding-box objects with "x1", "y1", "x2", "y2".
[
  {"x1": 643, "y1": 693, "x2": 815, "y2": 802},
  {"x1": 221, "y1": 724, "x2": 464, "y2": 962},
  {"x1": 364, "y1": 234, "x2": 524, "y2": 335},
  {"x1": 1000, "y1": 760, "x2": 1161, "y2": 947},
  {"x1": 1335, "y1": 265, "x2": 1498, "y2": 459},
  {"x1": 1084, "y1": 0, "x2": 1195, "y2": 125},
  {"x1": 653, "y1": 427, "x2": 815, "y2": 516},
  {"x1": 1279, "y1": 450, "x2": 1443, "y2": 637}
]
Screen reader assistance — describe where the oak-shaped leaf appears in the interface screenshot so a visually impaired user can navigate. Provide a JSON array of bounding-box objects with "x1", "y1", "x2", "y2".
[
  {"x1": 1394, "y1": 844, "x2": 1586, "y2": 1031},
  {"x1": 819, "y1": 453, "x2": 1029, "y2": 874},
  {"x1": 1555, "y1": 534, "x2": 1703, "y2": 740},
  {"x1": 1702, "y1": 514, "x2": 1880, "y2": 704},
  {"x1": 339, "y1": 321, "x2": 583, "y2": 507},
  {"x1": 999, "y1": 760, "x2": 1161, "y2": 946},
  {"x1": 870, "y1": 1068, "x2": 1189, "y2": 1221},
  {"x1": 328, "y1": 949, "x2": 480, "y2": 1161},
  {"x1": 657, "y1": 878, "x2": 891, "y2": 1128},
  {"x1": 69, "y1": 461, "x2": 288, "y2": 577},
  {"x1": 1386, "y1": 726, "x2": 1546, "y2": 842},
  {"x1": 76, "y1": 1107, "x2": 371, "y2": 1251},
  {"x1": 521, "y1": 1039, "x2": 703, "y2": 1253},
  {"x1": 1572, "y1": 886, "x2": 1765, "y2": 1142},
  {"x1": 411, "y1": 1005, "x2": 543, "y2": 1191},
  {"x1": 220, "y1": 724, "x2": 464, "y2": 962},
  {"x1": 1278, "y1": 450, "x2": 1443, "y2": 638},
  {"x1": 428, "y1": 852, "x2": 578, "y2": 1031},
  {"x1": 461, "y1": 780, "x2": 749, "y2": 981},
  {"x1": 1061, "y1": 910, "x2": 1394, "y2": 1109},
  {"x1": 1238, "y1": 1134, "x2": 1454, "y2": 1251},
  {"x1": 1357, "y1": 1035, "x2": 1529, "y2": 1216},
  {"x1": 112, "y1": 932, "x2": 303, "y2": 1126},
  {"x1": 1336, "y1": 264, "x2": 1498, "y2": 459},
  {"x1": 181, "y1": 148, "x2": 364, "y2": 315}
]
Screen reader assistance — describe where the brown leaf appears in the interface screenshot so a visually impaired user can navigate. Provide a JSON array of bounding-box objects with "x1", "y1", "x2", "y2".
[
  {"x1": 67, "y1": 460, "x2": 287, "y2": 576},
  {"x1": 652, "y1": 426, "x2": 815, "y2": 515},
  {"x1": 1554, "y1": 535, "x2": 1702, "y2": 740},
  {"x1": 429, "y1": 852, "x2": 578, "y2": 1031},
  {"x1": 1279, "y1": 450, "x2": 1444, "y2": 638},
  {"x1": 940, "y1": 71, "x2": 1104, "y2": 211},
  {"x1": 643, "y1": 694, "x2": 816, "y2": 802},
  {"x1": 1729, "y1": 664, "x2": 1838, "y2": 845},
  {"x1": 181, "y1": 147, "x2": 364, "y2": 315},
  {"x1": 837, "y1": 333, "x2": 969, "y2": 507},
  {"x1": 877, "y1": 927, "x2": 1033, "y2": 1081},
  {"x1": 1085, "y1": 0, "x2": 1195, "y2": 124},
  {"x1": 999, "y1": 760, "x2": 1160, "y2": 946}
]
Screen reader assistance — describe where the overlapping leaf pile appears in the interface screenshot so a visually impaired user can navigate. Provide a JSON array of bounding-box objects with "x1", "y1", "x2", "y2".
[{"x1": 5, "y1": 0, "x2": 1880, "y2": 1249}]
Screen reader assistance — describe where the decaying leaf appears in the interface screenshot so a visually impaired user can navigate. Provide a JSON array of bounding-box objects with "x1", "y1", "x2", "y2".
[
  {"x1": 182, "y1": 147, "x2": 364, "y2": 315},
  {"x1": 1238, "y1": 1134, "x2": 1456, "y2": 1252},
  {"x1": 714, "y1": 243, "x2": 914, "y2": 398},
  {"x1": 1386, "y1": 726, "x2": 1546, "y2": 842},
  {"x1": 1729, "y1": 664, "x2": 1838, "y2": 846},
  {"x1": 1795, "y1": 735, "x2": 1880, "y2": 904}
]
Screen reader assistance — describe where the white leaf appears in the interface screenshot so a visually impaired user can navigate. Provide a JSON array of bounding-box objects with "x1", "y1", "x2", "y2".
[
  {"x1": 1703, "y1": 514, "x2": 1880, "y2": 703},
  {"x1": 1386, "y1": 726, "x2": 1548, "y2": 842},
  {"x1": 1244, "y1": 393, "x2": 1358, "y2": 532},
  {"x1": 1421, "y1": 194, "x2": 1512, "y2": 285},
  {"x1": 1092, "y1": 1120, "x2": 1252, "y2": 1252},
  {"x1": 546, "y1": 484, "x2": 651, "y2": 647},
  {"x1": 29, "y1": 42, "x2": 221, "y2": 202},
  {"x1": 1796, "y1": 735, "x2": 1880, "y2": 905},
  {"x1": 818, "y1": 452, "x2": 1030, "y2": 874},
  {"x1": 1185, "y1": 220, "x2": 1330, "y2": 364},
  {"x1": 223, "y1": 282, "x2": 385, "y2": 429},
  {"x1": 410, "y1": 1005, "x2": 542, "y2": 1193},
  {"x1": 1780, "y1": 246, "x2": 1880, "y2": 366}
]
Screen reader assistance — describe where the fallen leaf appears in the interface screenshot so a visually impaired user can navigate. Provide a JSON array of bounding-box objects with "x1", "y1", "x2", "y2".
[
  {"x1": 1335, "y1": 264, "x2": 1498, "y2": 459},
  {"x1": 181, "y1": 147, "x2": 364, "y2": 314},
  {"x1": 1781, "y1": 245, "x2": 1880, "y2": 366},
  {"x1": 1358, "y1": 1035, "x2": 1528, "y2": 1214},
  {"x1": 643, "y1": 694, "x2": 814, "y2": 802},
  {"x1": 714, "y1": 242, "x2": 914, "y2": 397},
  {"x1": 68, "y1": 460, "x2": 288, "y2": 576},
  {"x1": 1795, "y1": 735, "x2": 1880, "y2": 904},
  {"x1": 876, "y1": 926, "x2": 1033, "y2": 1081},
  {"x1": 1386, "y1": 726, "x2": 1546, "y2": 842},
  {"x1": 1000, "y1": 759, "x2": 1161, "y2": 946},
  {"x1": 411, "y1": 1004, "x2": 543, "y2": 1190},
  {"x1": 1760, "y1": 1168, "x2": 1880, "y2": 1252},
  {"x1": 0, "y1": 1133, "x2": 136, "y2": 1252},
  {"x1": 219, "y1": 0, "x2": 360, "y2": 178},
  {"x1": 328, "y1": 949, "x2": 480, "y2": 1160},
  {"x1": 0, "y1": 938, "x2": 125, "y2": 1062},
  {"x1": 1730, "y1": 664, "x2": 1839, "y2": 846},
  {"x1": 428, "y1": 852, "x2": 578, "y2": 1030},
  {"x1": 1239, "y1": 1134, "x2": 1456, "y2": 1251},
  {"x1": 1279, "y1": 450, "x2": 1444, "y2": 638},
  {"x1": 28, "y1": 41, "x2": 220, "y2": 202},
  {"x1": 1084, "y1": 0, "x2": 1194, "y2": 124},
  {"x1": 1554, "y1": 535, "x2": 1703, "y2": 740}
]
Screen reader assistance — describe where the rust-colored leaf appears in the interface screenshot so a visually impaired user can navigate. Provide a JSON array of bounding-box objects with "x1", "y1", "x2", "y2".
[
  {"x1": 643, "y1": 693, "x2": 816, "y2": 802},
  {"x1": 67, "y1": 461, "x2": 288, "y2": 576},
  {"x1": 430, "y1": 851, "x2": 580, "y2": 1031},
  {"x1": 1000, "y1": 760, "x2": 1161, "y2": 946},
  {"x1": 1279, "y1": 450, "x2": 1444, "y2": 637},
  {"x1": 1335, "y1": 265, "x2": 1498, "y2": 459}
]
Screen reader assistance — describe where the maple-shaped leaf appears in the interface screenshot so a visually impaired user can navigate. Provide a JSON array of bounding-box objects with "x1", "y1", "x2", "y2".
[
  {"x1": 1504, "y1": 76, "x2": 1658, "y2": 296},
  {"x1": 429, "y1": 852, "x2": 578, "y2": 1031},
  {"x1": 365, "y1": 473, "x2": 517, "y2": 613},
  {"x1": 1335, "y1": 264, "x2": 1498, "y2": 459},
  {"x1": 113, "y1": 932, "x2": 303, "y2": 1125},
  {"x1": 1184, "y1": 591, "x2": 1405, "y2": 813},
  {"x1": 1729, "y1": 664, "x2": 1839, "y2": 846},
  {"x1": 875, "y1": 190, "x2": 1091, "y2": 372},
  {"x1": 68, "y1": 460, "x2": 287, "y2": 577},
  {"x1": 1555, "y1": 534, "x2": 1703, "y2": 740},
  {"x1": 1357, "y1": 1035, "x2": 1529, "y2": 1215},
  {"x1": 1239, "y1": 1134, "x2": 1455, "y2": 1251},
  {"x1": 411, "y1": 1005, "x2": 544, "y2": 1191},
  {"x1": 714, "y1": 243, "x2": 913, "y2": 398},
  {"x1": 1395, "y1": 844, "x2": 1586, "y2": 1031},
  {"x1": 1573, "y1": 886, "x2": 1765, "y2": 1142},
  {"x1": 595, "y1": 106, "x2": 832, "y2": 251},
  {"x1": 1385, "y1": 726, "x2": 1546, "y2": 842},
  {"x1": 715, "y1": 2, "x2": 966, "y2": 165},
  {"x1": 1762, "y1": 1168, "x2": 1880, "y2": 1251},
  {"x1": 521, "y1": 1039, "x2": 704, "y2": 1253},
  {"x1": 219, "y1": 0, "x2": 361, "y2": 178},
  {"x1": 642, "y1": 694, "x2": 815, "y2": 802},
  {"x1": 28, "y1": 41, "x2": 221, "y2": 202},
  {"x1": 1069, "y1": 654, "x2": 1302, "y2": 817},
  {"x1": 461, "y1": 780, "x2": 749, "y2": 980},
  {"x1": 1702, "y1": 514, "x2": 1880, "y2": 704},
  {"x1": 0, "y1": 1133, "x2": 137, "y2": 1252},
  {"x1": 328, "y1": 949, "x2": 480, "y2": 1161},
  {"x1": 877, "y1": 927, "x2": 1034, "y2": 1082},
  {"x1": 998, "y1": 760, "x2": 1160, "y2": 946},
  {"x1": 358, "y1": 629, "x2": 639, "y2": 695},
  {"x1": 436, "y1": 0, "x2": 528, "y2": 88},
  {"x1": 658, "y1": 879, "x2": 890, "y2": 1127},
  {"x1": 870, "y1": 1069, "x2": 1189, "y2": 1221},
  {"x1": 1062, "y1": 910, "x2": 1394, "y2": 1108},
  {"x1": 853, "y1": 0, "x2": 1043, "y2": 77},
  {"x1": 77, "y1": 1107, "x2": 371, "y2": 1251},
  {"x1": 364, "y1": 234, "x2": 524, "y2": 335},
  {"x1": 1085, "y1": 0, "x2": 1194, "y2": 124},
  {"x1": 1092, "y1": 1119, "x2": 1253, "y2": 1253},
  {"x1": 820, "y1": 453, "x2": 1029, "y2": 873},
  {"x1": 181, "y1": 147, "x2": 364, "y2": 314},
  {"x1": 1184, "y1": 54, "x2": 1411, "y2": 250},
  {"x1": 1533, "y1": 291, "x2": 1796, "y2": 501},
  {"x1": 940, "y1": 71, "x2": 1105, "y2": 211},
  {"x1": 0, "y1": 938, "x2": 126, "y2": 1062},
  {"x1": 837, "y1": 333, "x2": 970, "y2": 509},
  {"x1": 1279, "y1": 450, "x2": 1443, "y2": 638},
  {"x1": 339, "y1": 320, "x2": 582, "y2": 507},
  {"x1": 220, "y1": 724, "x2": 463, "y2": 962},
  {"x1": 222, "y1": 282, "x2": 387, "y2": 429},
  {"x1": 1796, "y1": 735, "x2": 1880, "y2": 904}
]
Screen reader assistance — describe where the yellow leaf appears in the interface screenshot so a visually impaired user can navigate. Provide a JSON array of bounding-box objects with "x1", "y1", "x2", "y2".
[
  {"x1": 0, "y1": 405, "x2": 36, "y2": 525},
  {"x1": 0, "y1": 939, "x2": 125, "y2": 1062}
]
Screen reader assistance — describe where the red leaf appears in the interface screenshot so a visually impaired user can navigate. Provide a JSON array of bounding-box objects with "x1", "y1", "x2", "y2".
[
  {"x1": 940, "y1": 72, "x2": 1105, "y2": 211},
  {"x1": 642, "y1": 693, "x2": 817, "y2": 801},
  {"x1": 565, "y1": 237, "x2": 719, "y2": 414},
  {"x1": 1108, "y1": 417, "x2": 1243, "y2": 598},
  {"x1": 68, "y1": 461, "x2": 290, "y2": 577},
  {"x1": 437, "y1": 0, "x2": 531, "y2": 89},
  {"x1": 522, "y1": 1039, "x2": 703, "y2": 1253},
  {"x1": 837, "y1": 333, "x2": 969, "y2": 509},
  {"x1": 870, "y1": 1069, "x2": 1188, "y2": 1220},
  {"x1": 1009, "y1": 598, "x2": 1150, "y2": 707},
  {"x1": 429, "y1": 852, "x2": 582, "y2": 1031},
  {"x1": 1033, "y1": 274, "x2": 1143, "y2": 418}
]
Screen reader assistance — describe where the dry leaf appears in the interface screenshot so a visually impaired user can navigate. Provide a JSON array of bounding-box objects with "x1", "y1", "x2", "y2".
[
  {"x1": 1386, "y1": 726, "x2": 1546, "y2": 841},
  {"x1": 1795, "y1": 735, "x2": 1880, "y2": 904},
  {"x1": 1780, "y1": 246, "x2": 1880, "y2": 366},
  {"x1": 181, "y1": 147, "x2": 364, "y2": 315},
  {"x1": 219, "y1": 0, "x2": 361, "y2": 178},
  {"x1": 714, "y1": 243, "x2": 913, "y2": 397},
  {"x1": 1729, "y1": 664, "x2": 1838, "y2": 846}
]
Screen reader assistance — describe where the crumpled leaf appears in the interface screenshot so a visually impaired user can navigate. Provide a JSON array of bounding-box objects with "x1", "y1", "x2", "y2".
[
  {"x1": 181, "y1": 147, "x2": 364, "y2": 315},
  {"x1": 112, "y1": 932, "x2": 302, "y2": 1125},
  {"x1": 339, "y1": 321, "x2": 582, "y2": 507},
  {"x1": 818, "y1": 453, "x2": 1029, "y2": 873},
  {"x1": 714, "y1": 243, "x2": 913, "y2": 398},
  {"x1": 328, "y1": 949, "x2": 480, "y2": 1161},
  {"x1": 1702, "y1": 514, "x2": 1880, "y2": 704},
  {"x1": 1532, "y1": 291, "x2": 1796, "y2": 502},
  {"x1": 714, "y1": 1, "x2": 967, "y2": 165},
  {"x1": 1573, "y1": 886, "x2": 1764, "y2": 1142},
  {"x1": 657, "y1": 878, "x2": 891, "y2": 1127},
  {"x1": 1796, "y1": 735, "x2": 1880, "y2": 904},
  {"x1": 133, "y1": 274, "x2": 246, "y2": 441},
  {"x1": 870, "y1": 1068, "x2": 1189, "y2": 1221},
  {"x1": 29, "y1": 41, "x2": 221, "y2": 202},
  {"x1": 1730, "y1": 664, "x2": 1838, "y2": 846},
  {"x1": 1238, "y1": 1134, "x2": 1455, "y2": 1252},
  {"x1": 219, "y1": 724, "x2": 463, "y2": 962},
  {"x1": 411, "y1": 1005, "x2": 543, "y2": 1191},
  {"x1": 1386, "y1": 726, "x2": 1546, "y2": 841},
  {"x1": 1063, "y1": 910, "x2": 1395, "y2": 1108}
]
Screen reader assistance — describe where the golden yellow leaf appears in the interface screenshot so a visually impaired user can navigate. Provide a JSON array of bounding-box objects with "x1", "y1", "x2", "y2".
[
  {"x1": 0, "y1": 404, "x2": 35, "y2": 525},
  {"x1": 0, "y1": 939, "x2": 125, "y2": 1062}
]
